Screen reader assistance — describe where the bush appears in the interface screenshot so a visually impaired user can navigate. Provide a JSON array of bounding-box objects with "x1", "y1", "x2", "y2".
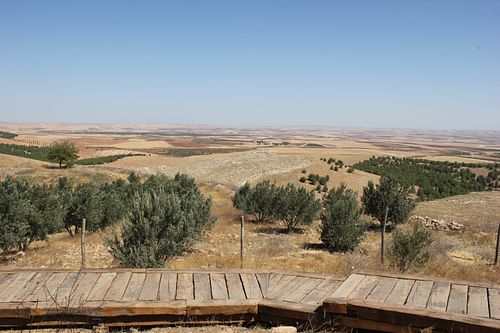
[
  {"x1": 233, "y1": 181, "x2": 279, "y2": 223},
  {"x1": 362, "y1": 177, "x2": 415, "y2": 225},
  {"x1": 299, "y1": 176, "x2": 307, "y2": 183},
  {"x1": 275, "y1": 184, "x2": 320, "y2": 232},
  {"x1": 0, "y1": 177, "x2": 36, "y2": 252},
  {"x1": 321, "y1": 184, "x2": 367, "y2": 252},
  {"x1": 388, "y1": 224, "x2": 433, "y2": 272},
  {"x1": 108, "y1": 174, "x2": 212, "y2": 268},
  {"x1": 0, "y1": 177, "x2": 70, "y2": 252}
]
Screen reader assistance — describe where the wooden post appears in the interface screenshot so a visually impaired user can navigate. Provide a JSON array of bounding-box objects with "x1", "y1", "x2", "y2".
[
  {"x1": 495, "y1": 223, "x2": 500, "y2": 266},
  {"x1": 381, "y1": 206, "x2": 388, "y2": 264},
  {"x1": 81, "y1": 218, "x2": 86, "y2": 269},
  {"x1": 240, "y1": 215, "x2": 244, "y2": 269}
]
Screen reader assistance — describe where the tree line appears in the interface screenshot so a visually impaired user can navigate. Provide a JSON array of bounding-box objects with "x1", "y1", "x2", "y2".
[
  {"x1": 0, "y1": 141, "x2": 143, "y2": 167},
  {"x1": 352, "y1": 156, "x2": 497, "y2": 200}
]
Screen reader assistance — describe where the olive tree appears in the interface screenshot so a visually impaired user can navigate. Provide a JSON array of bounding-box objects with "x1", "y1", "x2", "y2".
[
  {"x1": 276, "y1": 184, "x2": 320, "y2": 232},
  {"x1": 233, "y1": 181, "x2": 279, "y2": 223},
  {"x1": 47, "y1": 141, "x2": 79, "y2": 168},
  {"x1": 362, "y1": 177, "x2": 415, "y2": 226},
  {"x1": 108, "y1": 174, "x2": 212, "y2": 268},
  {"x1": 321, "y1": 184, "x2": 367, "y2": 252}
]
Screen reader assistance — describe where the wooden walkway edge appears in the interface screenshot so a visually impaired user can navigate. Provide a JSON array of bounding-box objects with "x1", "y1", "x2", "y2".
[{"x1": 0, "y1": 269, "x2": 498, "y2": 332}]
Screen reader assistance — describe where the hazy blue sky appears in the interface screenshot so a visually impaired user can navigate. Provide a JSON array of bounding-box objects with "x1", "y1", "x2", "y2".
[{"x1": 1, "y1": 1, "x2": 499, "y2": 130}]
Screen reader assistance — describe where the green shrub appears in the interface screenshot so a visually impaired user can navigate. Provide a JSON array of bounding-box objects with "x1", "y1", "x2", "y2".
[
  {"x1": 275, "y1": 184, "x2": 320, "y2": 232},
  {"x1": 388, "y1": 224, "x2": 433, "y2": 272},
  {"x1": 233, "y1": 181, "x2": 280, "y2": 223},
  {"x1": 299, "y1": 176, "x2": 307, "y2": 183},
  {"x1": 362, "y1": 177, "x2": 415, "y2": 225},
  {"x1": 108, "y1": 174, "x2": 212, "y2": 268},
  {"x1": 47, "y1": 141, "x2": 79, "y2": 168},
  {"x1": 321, "y1": 184, "x2": 367, "y2": 252}
]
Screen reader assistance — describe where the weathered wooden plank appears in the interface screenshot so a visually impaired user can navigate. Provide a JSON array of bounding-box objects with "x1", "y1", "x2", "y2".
[
  {"x1": 87, "y1": 272, "x2": 116, "y2": 301},
  {"x1": 139, "y1": 272, "x2": 161, "y2": 301},
  {"x1": 269, "y1": 273, "x2": 283, "y2": 286},
  {"x1": 348, "y1": 275, "x2": 379, "y2": 300},
  {"x1": 226, "y1": 273, "x2": 246, "y2": 300},
  {"x1": 385, "y1": 278, "x2": 415, "y2": 305},
  {"x1": 0, "y1": 273, "x2": 16, "y2": 291},
  {"x1": 240, "y1": 273, "x2": 263, "y2": 299},
  {"x1": 210, "y1": 273, "x2": 228, "y2": 300},
  {"x1": 282, "y1": 277, "x2": 322, "y2": 303},
  {"x1": 446, "y1": 284, "x2": 468, "y2": 315},
  {"x1": 159, "y1": 273, "x2": 177, "y2": 301},
  {"x1": 186, "y1": 299, "x2": 258, "y2": 316},
  {"x1": 274, "y1": 276, "x2": 307, "y2": 301},
  {"x1": 489, "y1": 288, "x2": 500, "y2": 320},
  {"x1": 346, "y1": 299, "x2": 500, "y2": 333},
  {"x1": 406, "y1": 280, "x2": 433, "y2": 309},
  {"x1": 427, "y1": 281, "x2": 451, "y2": 311},
  {"x1": 267, "y1": 274, "x2": 296, "y2": 299},
  {"x1": 193, "y1": 273, "x2": 211, "y2": 301},
  {"x1": 176, "y1": 273, "x2": 194, "y2": 300},
  {"x1": 255, "y1": 273, "x2": 269, "y2": 298},
  {"x1": 366, "y1": 277, "x2": 397, "y2": 303},
  {"x1": 259, "y1": 299, "x2": 318, "y2": 322},
  {"x1": 104, "y1": 271, "x2": 132, "y2": 301},
  {"x1": 31, "y1": 272, "x2": 68, "y2": 302},
  {"x1": 0, "y1": 271, "x2": 36, "y2": 302},
  {"x1": 69, "y1": 272, "x2": 101, "y2": 307},
  {"x1": 468, "y1": 286, "x2": 489, "y2": 318},
  {"x1": 9, "y1": 272, "x2": 51, "y2": 302},
  {"x1": 329, "y1": 273, "x2": 365, "y2": 299},
  {"x1": 302, "y1": 278, "x2": 340, "y2": 305},
  {"x1": 55, "y1": 272, "x2": 85, "y2": 304},
  {"x1": 122, "y1": 273, "x2": 146, "y2": 301}
]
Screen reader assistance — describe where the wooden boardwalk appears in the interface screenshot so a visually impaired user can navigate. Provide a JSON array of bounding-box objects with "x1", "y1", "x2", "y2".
[
  {"x1": 0, "y1": 269, "x2": 499, "y2": 332},
  {"x1": 324, "y1": 272, "x2": 500, "y2": 332}
]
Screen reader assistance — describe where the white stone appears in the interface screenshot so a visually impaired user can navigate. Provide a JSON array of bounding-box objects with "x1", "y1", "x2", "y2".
[{"x1": 271, "y1": 327, "x2": 297, "y2": 333}]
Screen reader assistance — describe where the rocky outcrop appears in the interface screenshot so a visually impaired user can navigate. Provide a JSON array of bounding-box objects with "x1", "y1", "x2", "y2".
[{"x1": 410, "y1": 215, "x2": 464, "y2": 231}]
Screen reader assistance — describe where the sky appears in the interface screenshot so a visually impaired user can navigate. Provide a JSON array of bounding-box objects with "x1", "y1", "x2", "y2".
[{"x1": 0, "y1": 1, "x2": 499, "y2": 130}]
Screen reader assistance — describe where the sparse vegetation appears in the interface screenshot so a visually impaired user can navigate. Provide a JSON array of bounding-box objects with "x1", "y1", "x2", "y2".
[
  {"x1": 321, "y1": 184, "x2": 367, "y2": 252},
  {"x1": 388, "y1": 223, "x2": 433, "y2": 272}
]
